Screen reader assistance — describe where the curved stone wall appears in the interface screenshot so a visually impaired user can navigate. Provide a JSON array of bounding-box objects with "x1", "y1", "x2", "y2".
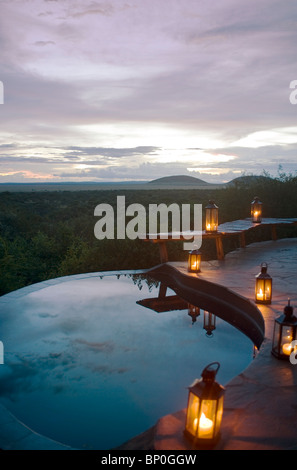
[{"x1": 147, "y1": 263, "x2": 265, "y2": 349}]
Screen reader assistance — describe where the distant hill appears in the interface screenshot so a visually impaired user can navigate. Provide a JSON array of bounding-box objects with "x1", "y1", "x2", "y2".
[
  {"x1": 147, "y1": 175, "x2": 214, "y2": 186},
  {"x1": 227, "y1": 175, "x2": 275, "y2": 187}
]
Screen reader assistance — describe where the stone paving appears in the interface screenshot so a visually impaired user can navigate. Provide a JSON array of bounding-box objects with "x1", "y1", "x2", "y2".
[{"x1": 1, "y1": 238, "x2": 297, "y2": 450}]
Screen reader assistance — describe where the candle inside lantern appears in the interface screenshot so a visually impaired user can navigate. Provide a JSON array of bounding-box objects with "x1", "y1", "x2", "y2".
[
  {"x1": 193, "y1": 413, "x2": 214, "y2": 436},
  {"x1": 282, "y1": 329, "x2": 293, "y2": 355},
  {"x1": 199, "y1": 413, "x2": 214, "y2": 433},
  {"x1": 282, "y1": 343, "x2": 292, "y2": 356},
  {"x1": 256, "y1": 287, "x2": 271, "y2": 302},
  {"x1": 257, "y1": 288, "x2": 264, "y2": 301},
  {"x1": 251, "y1": 196, "x2": 262, "y2": 223}
]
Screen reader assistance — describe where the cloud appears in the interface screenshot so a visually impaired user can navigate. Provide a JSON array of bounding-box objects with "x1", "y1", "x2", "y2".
[
  {"x1": 0, "y1": 145, "x2": 160, "y2": 169},
  {"x1": 0, "y1": 0, "x2": 296, "y2": 183},
  {"x1": 65, "y1": 2, "x2": 114, "y2": 19},
  {"x1": 0, "y1": 361, "x2": 38, "y2": 398},
  {"x1": 74, "y1": 338, "x2": 115, "y2": 353},
  {"x1": 0, "y1": 170, "x2": 57, "y2": 180},
  {"x1": 90, "y1": 365, "x2": 129, "y2": 375},
  {"x1": 33, "y1": 40, "x2": 56, "y2": 47},
  {"x1": 0, "y1": 351, "x2": 76, "y2": 398},
  {"x1": 65, "y1": 146, "x2": 160, "y2": 158}
]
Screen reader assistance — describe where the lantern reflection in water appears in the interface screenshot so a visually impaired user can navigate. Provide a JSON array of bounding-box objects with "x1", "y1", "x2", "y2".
[
  {"x1": 188, "y1": 304, "x2": 201, "y2": 324},
  {"x1": 204, "y1": 311, "x2": 216, "y2": 337}
]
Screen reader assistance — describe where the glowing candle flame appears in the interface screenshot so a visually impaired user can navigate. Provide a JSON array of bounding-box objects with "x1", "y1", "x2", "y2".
[
  {"x1": 193, "y1": 413, "x2": 214, "y2": 435},
  {"x1": 257, "y1": 288, "x2": 264, "y2": 300},
  {"x1": 282, "y1": 343, "x2": 292, "y2": 356}
]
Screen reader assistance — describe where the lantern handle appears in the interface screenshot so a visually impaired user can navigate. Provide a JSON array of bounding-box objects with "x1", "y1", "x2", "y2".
[
  {"x1": 260, "y1": 262, "x2": 268, "y2": 273},
  {"x1": 201, "y1": 362, "x2": 220, "y2": 382},
  {"x1": 284, "y1": 298, "x2": 294, "y2": 318}
]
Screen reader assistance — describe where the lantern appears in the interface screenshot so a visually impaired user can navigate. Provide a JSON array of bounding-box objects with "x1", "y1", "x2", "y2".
[
  {"x1": 184, "y1": 362, "x2": 225, "y2": 447},
  {"x1": 203, "y1": 311, "x2": 216, "y2": 337},
  {"x1": 271, "y1": 300, "x2": 297, "y2": 360},
  {"x1": 188, "y1": 304, "x2": 200, "y2": 324},
  {"x1": 188, "y1": 248, "x2": 202, "y2": 273},
  {"x1": 255, "y1": 262, "x2": 272, "y2": 304},
  {"x1": 251, "y1": 196, "x2": 262, "y2": 223},
  {"x1": 205, "y1": 200, "x2": 218, "y2": 233}
]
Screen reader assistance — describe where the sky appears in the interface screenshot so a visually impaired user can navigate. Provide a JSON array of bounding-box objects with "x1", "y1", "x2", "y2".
[{"x1": 0, "y1": 0, "x2": 296, "y2": 184}]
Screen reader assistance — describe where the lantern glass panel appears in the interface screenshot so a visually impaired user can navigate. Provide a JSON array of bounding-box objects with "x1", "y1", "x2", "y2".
[
  {"x1": 204, "y1": 312, "x2": 216, "y2": 330},
  {"x1": 272, "y1": 322, "x2": 281, "y2": 354},
  {"x1": 205, "y1": 208, "x2": 218, "y2": 232},
  {"x1": 272, "y1": 322, "x2": 296, "y2": 358},
  {"x1": 255, "y1": 278, "x2": 272, "y2": 303},
  {"x1": 214, "y1": 396, "x2": 224, "y2": 437},
  {"x1": 185, "y1": 392, "x2": 199, "y2": 436},
  {"x1": 186, "y1": 395, "x2": 222, "y2": 441},
  {"x1": 280, "y1": 326, "x2": 295, "y2": 357},
  {"x1": 198, "y1": 399, "x2": 217, "y2": 440}
]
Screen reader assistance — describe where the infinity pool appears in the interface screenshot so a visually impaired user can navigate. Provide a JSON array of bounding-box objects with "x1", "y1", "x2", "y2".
[{"x1": 0, "y1": 271, "x2": 254, "y2": 449}]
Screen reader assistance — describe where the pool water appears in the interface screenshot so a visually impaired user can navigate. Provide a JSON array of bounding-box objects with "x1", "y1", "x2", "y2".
[{"x1": 0, "y1": 272, "x2": 254, "y2": 449}]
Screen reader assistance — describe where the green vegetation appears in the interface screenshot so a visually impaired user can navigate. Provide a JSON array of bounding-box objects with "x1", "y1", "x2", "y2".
[{"x1": 0, "y1": 172, "x2": 297, "y2": 296}]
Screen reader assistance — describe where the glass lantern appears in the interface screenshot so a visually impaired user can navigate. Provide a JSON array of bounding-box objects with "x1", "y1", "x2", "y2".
[
  {"x1": 205, "y1": 200, "x2": 218, "y2": 233},
  {"x1": 272, "y1": 300, "x2": 297, "y2": 360},
  {"x1": 251, "y1": 196, "x2": 262, "y2": 223},
  {"x1": 188, "y1": 248, "x2": 202, "y2": 273},
  {"x1": 255, "y1": 262, "x2": 272, "y2": 304},
  {"x1": 184, "y1": 362, "x2": 225, "y2": 447}
]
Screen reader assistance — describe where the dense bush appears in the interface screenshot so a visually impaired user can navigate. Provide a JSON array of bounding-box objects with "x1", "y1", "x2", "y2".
[{"x1": 0, "y1": 172, "x2": 296, "y2": 296}]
